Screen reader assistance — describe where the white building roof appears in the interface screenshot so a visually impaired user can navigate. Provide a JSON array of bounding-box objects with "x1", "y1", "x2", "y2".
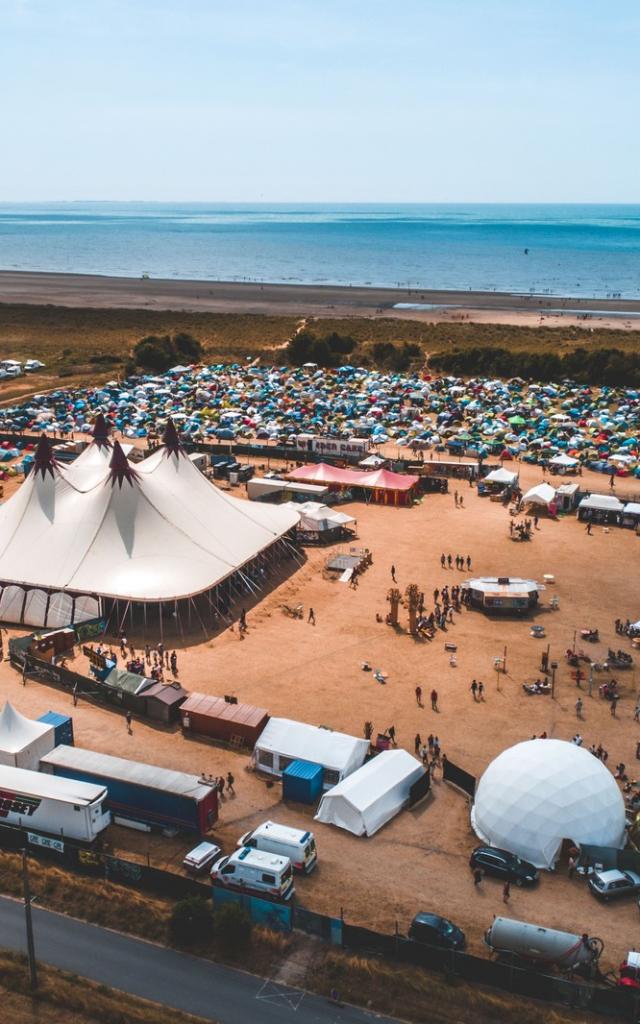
[
  {"x1": 623, "y1": 503, "x2": 640, "y2": 516},
  {"x1": 0, "y1": 702, "x2": 52, "y2": 754},
  {"x1": 578, "y1": 494, "x2": 624, "y2": 512},
  {"x1": 0, "y1": 428, "x2": 299, "y2": 606},
  {"x1": 315, "y1": 750, "x2": 425, "y2": 836},
  {"x1": 471, "y1": 739, "x2": 626, "y2": 869},
  {"x1": 254, "y1": 718, "x2": 369, "y2": 775},
  {"x1": 40, "y1": 745, "x2": 215, "y2": 802},
  {"x1": 1, "y1": 763, "x2": 106, "y2": 806}
]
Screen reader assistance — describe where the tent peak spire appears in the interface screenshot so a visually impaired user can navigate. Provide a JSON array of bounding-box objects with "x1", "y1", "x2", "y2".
[
  {"x1": 108, "y1": 440, "x2": 140, "y2": 488},
  {"x1": 162, "y1": 417, "x2": 185, "y2": 457},
  {"x1": 92, "y1": 412, "x2": 112, "y2": 449},
  {"x1": 33, "y1": 434, "x2": 58, "y2": 479}
]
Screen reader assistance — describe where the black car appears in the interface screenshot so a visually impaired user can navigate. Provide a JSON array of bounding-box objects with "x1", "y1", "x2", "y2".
[
  {"x1": 470, "y1": 846, "x2": 539, "y2": 886},
  {"x1": 408, "y1": 912, "x2": 466, "y2": 950}
]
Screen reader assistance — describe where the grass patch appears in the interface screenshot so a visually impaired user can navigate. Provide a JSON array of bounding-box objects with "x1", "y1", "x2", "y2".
[
  {"x1": 311, "y1": 950, "x2": 608, "y2": 1024},
  {"x1": 0, "y1": 950, "x2": 210, "y2": 1024}
]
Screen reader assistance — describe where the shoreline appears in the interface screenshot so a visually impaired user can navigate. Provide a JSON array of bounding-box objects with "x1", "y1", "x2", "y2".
[{"x1": 1, "y1": 269, "x2": 640, "y2": 330}]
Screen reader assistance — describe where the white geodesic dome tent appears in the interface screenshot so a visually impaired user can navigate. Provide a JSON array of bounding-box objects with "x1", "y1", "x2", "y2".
[{"x1": 471, "y1": 739, "x2": 626, "y2": 869}]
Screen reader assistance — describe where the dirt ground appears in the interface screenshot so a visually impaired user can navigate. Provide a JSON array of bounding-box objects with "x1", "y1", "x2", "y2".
[{"x1": 1, "y1": 457, "x2": 639, "y2": 971}]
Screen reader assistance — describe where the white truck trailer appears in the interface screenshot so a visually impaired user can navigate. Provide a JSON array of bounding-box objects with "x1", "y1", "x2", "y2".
[{"x1": 0, "y1": 764, "x2": 110, "y2": 842}]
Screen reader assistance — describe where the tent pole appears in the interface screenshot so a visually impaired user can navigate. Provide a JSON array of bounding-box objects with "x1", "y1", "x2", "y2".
[
  {"x1": 176, "y1": 599, "x2": 184, "y2": 642},
  {"x1": 159, "y1": 602, "x2": 164, "y2": 645},
  {"x1": 190, "y1": 597, "x2": 208, "y2": 639},
  {"x1": 143, "y1": 601, "x2": 147, "y2": 640}
]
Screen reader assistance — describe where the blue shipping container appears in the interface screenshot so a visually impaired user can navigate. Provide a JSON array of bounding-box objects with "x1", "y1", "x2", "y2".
[
  {"x1": 38, "y1": 711, "x2": 74, "y2": 747},
  {"x1": 282, "y1": 760, "x2": 323, "y2": 804}
]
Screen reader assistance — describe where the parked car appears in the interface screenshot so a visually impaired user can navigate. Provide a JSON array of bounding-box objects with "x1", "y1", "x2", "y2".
[
  {"x1": 470, "y1": 846, "x2": 539, "y2": 886},
  {"x1": 589, "y1": 868, "x2": 640, "y2": 902},
  {"x1": 183, "y1": 841, "x2": 222, "y2": 874},
  {"x1": 408, "y1": 912, "x2": 466, "y2": 950}
]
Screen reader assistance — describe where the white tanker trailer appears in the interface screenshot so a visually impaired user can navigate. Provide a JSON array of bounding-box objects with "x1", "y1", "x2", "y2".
[{"x1": 485, "y1": 917, "x2": 603, "y2": 972}]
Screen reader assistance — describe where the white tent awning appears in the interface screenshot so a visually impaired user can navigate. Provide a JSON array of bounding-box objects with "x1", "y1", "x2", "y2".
[{"x1": 315, "y1": 750, "x2": 425, "y2": 836}]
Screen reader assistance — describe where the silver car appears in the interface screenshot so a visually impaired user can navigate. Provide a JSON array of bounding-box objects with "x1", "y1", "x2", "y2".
[{"x1": 588, "y1": 868, "x2": 640, "y2": 901}]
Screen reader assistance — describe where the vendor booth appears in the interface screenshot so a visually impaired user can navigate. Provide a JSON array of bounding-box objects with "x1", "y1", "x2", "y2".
[
  {"x1": 0, "y1": 701, "x2": 55, "y2": 771},
  {"x1": 577, "y1": 494, "x2": 624, "y2": 525},
  {"x1": 462, "y1": 576, "x2": 544, "y2": 613},
  {"x1": 253, "y1": 718, "x2": 369, "y2": 788},
  {"x1": 521, "y1": 483, "x2": 557, "y2": 515},
  {"x1": 621, "y1": 503, "x2": 640, "y2": 529}
]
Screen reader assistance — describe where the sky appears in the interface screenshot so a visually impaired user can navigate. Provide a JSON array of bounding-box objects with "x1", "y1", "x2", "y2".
[{"x1": 1, "y1": 0, "x2": 638, "y2": 202}]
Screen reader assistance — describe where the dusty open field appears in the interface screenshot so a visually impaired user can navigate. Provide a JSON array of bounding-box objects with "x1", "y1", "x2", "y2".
[{"x1": 1, "y1": 457, "x2": 639, "y2": 971}]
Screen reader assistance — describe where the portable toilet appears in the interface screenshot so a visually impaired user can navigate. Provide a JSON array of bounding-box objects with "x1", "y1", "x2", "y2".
[
  {"x1": 37, "y1": 711, "x2": 74, "y2": 747},
  {"x1": 282, "y1": 760, "x2": 324, "y2": 804}
]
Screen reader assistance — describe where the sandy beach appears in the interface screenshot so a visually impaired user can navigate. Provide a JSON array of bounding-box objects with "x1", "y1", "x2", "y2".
[{"x1": 2, "y1": 270, "x2": 640, "y2": 330}]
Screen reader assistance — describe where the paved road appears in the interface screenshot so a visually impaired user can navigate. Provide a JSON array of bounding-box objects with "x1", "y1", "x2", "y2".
[{"x1": 0, "y1": 896, "x2": 395, "y2": 1024}]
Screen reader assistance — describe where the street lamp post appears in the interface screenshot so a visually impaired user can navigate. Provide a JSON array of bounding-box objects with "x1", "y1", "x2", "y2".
[{"x1": 21, "y1": 848, "x2": 38, "y2": 992}]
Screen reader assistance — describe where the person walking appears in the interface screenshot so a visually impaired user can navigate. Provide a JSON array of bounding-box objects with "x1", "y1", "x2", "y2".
[
  {"x1": 415, "y1": 685, "x2": 423, "y2": 707},
  {"x1": 586, "y1": 521, "x2": 592, "y2": 535},
  {"x1": 390, "y1": 564, "x2": 396, "y2": 582},
  {"x1": 478, "y1": 681, "x2": 485, "y2": 701},
  {"x1": 414, "y1": 733, "x2": 422, "y2": 755},
  {"x1": 454, "y1": 490, "x2": 459, "y2": 507},
  {"x1": 458, "y1": 495, "x2": 464, "y2": 508},
  {"x1": 610, "y1": 693, "x2": 619, "y2": 717},
  {"x1": 473, "y1": 867, "x2": 483, "y2": 887},
  {"x1": 388, "y1": 724, "x2": 397, "y2": 746},
  {"x1": 440, "y1": 553, "x2": 446, "y2": 569},
  {"x1": 125, "y1": 710, "x2": 132, "y2": 735},
  {"x1": 575, "y1": 697, "x2": 583, "y2": 718},
  {"x1": 447, "y1": 554, "x2": 452, "y2": 569},
  {"x1": 226, "y1": 771, "x2": 235, "y2": 794},
  {"x1": 503, "y1": 881, "x2": 510, "y2": 903},
  {"x1": 431, "y1": 689, "x2": 438, "y2": 712},
  {"x1": 634, "y1": 701, "x2": 640, "y2": 723},
  {"x1": 308, "y1": 607, "x2": 316, "y2": 625},
  {"x1": 470, "y1": 679, "x2": 478, "y2": 701}
]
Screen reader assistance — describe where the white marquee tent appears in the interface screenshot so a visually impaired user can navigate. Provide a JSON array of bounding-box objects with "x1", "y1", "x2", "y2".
[
  {"x1": 253, "y1": 718, "x2": 369, "y2": 788},
  {"x1": 0, "y1": 419, "x2": 299, "y2": 630},
  {"x1": 315, "y1": 749, "x2": 425, "y2": 836},
  {"x1": 483, "y1": 468, "x2": 518, "y2": 486},
  {"x1": 471, "y1": 739, "x2": 626, "y2": 869},
  {"x1": 0, "y1": 701, "x2": 55, "y2": 770}
]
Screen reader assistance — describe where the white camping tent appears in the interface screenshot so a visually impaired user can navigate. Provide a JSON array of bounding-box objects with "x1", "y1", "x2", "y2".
[
  {"x1": 281, "y1": 501, "x2": 355, "y2": 534},
  {"x1": 484, "y1": 468, "x2": 518, "y2": 485},
  {"x1": 0, "y1": 701, "x2": 55, "y2": 770},
  {"x1": 315, "y1": 750, "x2": 425, "y2": 836},
  {"x1": 521, "y1": 483, "x2": 556, "y2": 507},
  {"x1": 253, "y1": 718, "x2": 369, "y2": 788},
  {"x1": 471, "y1": 739, "x2": 625, "y2": 869},
  {"x1": 549, "y1": 453, "x2": 578, "y2": 471}
]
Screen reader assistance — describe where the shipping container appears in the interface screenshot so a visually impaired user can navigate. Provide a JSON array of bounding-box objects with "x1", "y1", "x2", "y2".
[
  {"x1": 181, "y1": 692, "x2": 269, "y2": 748},
  {"x1": 38, "y1": 711, "x2": 74, "y2": 747},
  {"x1": 0, "y1": 763, "x2": 109, "y2": 842},
  {"x1": 40, "y1": 746, "x2": 217, "y2": 834},
  {"x1": 282, "y1": 760, "x2": 324, "y2": 804}
]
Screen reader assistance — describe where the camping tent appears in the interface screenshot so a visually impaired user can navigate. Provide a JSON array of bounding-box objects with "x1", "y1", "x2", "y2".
[
  {"x1": 0, "y1": 701, "x2": 55, "y2": 770},
  {"x1": 253, "y1": 718, "x2": 369, "y2": 788},
  {"x1": 471, "y1": 739, "x2": 625, "y2": 869},
  {"x1": 521, "y1": 483, "x2": 557, "y2": 508},
  {"x1": 483, "y1": 468, "x2": 518, "y2": 486},
  {"x1": 315, "y1": 749, "x2": 425, "y2": 836}
]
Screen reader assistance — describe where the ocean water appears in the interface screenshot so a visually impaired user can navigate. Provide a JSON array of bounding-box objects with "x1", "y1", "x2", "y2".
[{"x1": 0, "y1": 203, "x2": 639, "y2": 299}]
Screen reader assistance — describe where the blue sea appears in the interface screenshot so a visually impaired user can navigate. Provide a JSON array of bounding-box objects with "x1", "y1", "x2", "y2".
[{"x1": 0, "y1": 203, "x2": 639, "y2": 299}]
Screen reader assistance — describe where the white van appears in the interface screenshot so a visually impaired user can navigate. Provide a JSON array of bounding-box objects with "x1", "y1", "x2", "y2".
[
  {"x1": 211, "y1": 847, "x2": 295, "y2": 901},
  {"x1": 238, "y1": 821, "x2": 317, "y2": 874}
]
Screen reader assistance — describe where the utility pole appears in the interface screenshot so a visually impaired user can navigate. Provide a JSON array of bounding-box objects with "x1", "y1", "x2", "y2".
[
  {"x1": 21, "y1": 848, "x2": 38, "y2": 992},
  {"x1": 550, "y1": 660, "x2": 558, "y2": 701}
]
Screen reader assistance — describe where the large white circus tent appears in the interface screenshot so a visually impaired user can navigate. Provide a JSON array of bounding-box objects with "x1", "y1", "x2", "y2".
[
  {"x1": 0, "y1": 419, "x2": 299, "y2": 630},
  {"x1": 471, "y1": 739, "x2": 626, "y2": 870}
]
